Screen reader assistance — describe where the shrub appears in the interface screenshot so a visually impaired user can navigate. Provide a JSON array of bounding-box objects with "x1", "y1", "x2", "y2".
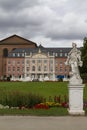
[
  {"x1": 81, "y1": 73, "x2": 87, "y2": 83},
  {"x1": 0, "y1": 91, "x2": 44, "y2": 108}
]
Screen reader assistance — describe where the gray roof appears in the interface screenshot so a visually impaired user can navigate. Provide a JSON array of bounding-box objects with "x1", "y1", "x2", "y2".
[{"x1": 8, "y1": 45, "x2": 76, "y2": 58}]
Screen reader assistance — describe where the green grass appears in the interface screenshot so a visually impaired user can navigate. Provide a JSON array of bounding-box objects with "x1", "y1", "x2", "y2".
[
  {"x1": 0, "y1": 108, "x2": 68, "y2": 116},
  {"x1": 83, "y1": 83, "x2": 87, "y2": 100},
  {"x1": 0, "y1": 82, "x2": 68, "y2": 100},
  {"x1": 0, "y1": 81, "x2": 87, "y2": 100},
  {"x1": 0, "y1": 81, "x2": 87, "y2": 116}
]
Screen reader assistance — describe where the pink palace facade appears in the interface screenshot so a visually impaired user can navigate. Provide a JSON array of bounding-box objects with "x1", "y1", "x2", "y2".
[{"x1": 6, "y1": 44, "x2": 71, "y2": 81}]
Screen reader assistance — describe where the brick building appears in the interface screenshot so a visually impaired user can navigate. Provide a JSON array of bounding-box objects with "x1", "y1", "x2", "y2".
[
  {"x1": 0, "y1": 34, "x2": 72, "y2": 81},
  {"x1": 0, "y1": 34, "x2": 37, "y2": 78}
]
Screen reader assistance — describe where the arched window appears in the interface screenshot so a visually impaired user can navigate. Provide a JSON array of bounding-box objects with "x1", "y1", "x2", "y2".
[
  {"x1": 12, "y1": 48, "x2": 16, "y2": 51},
  {"x1": 3, "y1": 48, "x2": 8, "y2": 57}
]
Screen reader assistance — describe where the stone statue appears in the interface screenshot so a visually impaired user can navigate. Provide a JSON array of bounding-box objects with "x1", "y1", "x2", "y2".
[{"x1": 65, "y1": 43, "x2": 83, "y2": 85}]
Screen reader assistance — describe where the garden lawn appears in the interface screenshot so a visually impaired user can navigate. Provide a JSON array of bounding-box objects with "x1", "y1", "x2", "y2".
[
  {"x1": 0, "y1": 82, "x2": 68, "y2": 100},
  {"x1": 0, "y1": 107, "x2": 68, "y2": 116},
  {"x1": 0, "y1": 81, "x2": 87, "y2": 116},
  {"x1": 0, "y1": 82, "x2": 87, "y2": 99}
]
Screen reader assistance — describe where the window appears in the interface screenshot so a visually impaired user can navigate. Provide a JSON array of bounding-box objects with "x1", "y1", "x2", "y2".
[
  {"x1": 3, "y1": 48, "x2": 8, "y2": 57},
  {"x1": 22, "y1": 60, "x2": 24, "y2": 64},
  {"x1": 17, "y1": 53, "x2": 20, "y2": 57},
  {"x1": 38, "y1": 60, "x2": 41, "y2": 63},
  {"x1": 32, "y1": 66, "x2": 35, "y2": 71},
  {"x1": 22, "y1": 67, "x2": 24, "y2": 72},
  {"x1": 26, "y1": 74, "x2": 29, "y2": 77},
  {"x1": 44, "y1": 60, "x2": 47, "y2": 63},
  {"x1": 8, "y1": 60, "x2": 11, "y2": 64},
  {"x1": 55, "y1": 60, "x2": 58, "y2": 64},
  {"x1": 26, "y1": 60, "x2": 29, "y2": 64},
  {"x1": 13, "y1": 67, "x2": 15, "y2": 71},
  {"x1": 22, "y1": 53, "x2": 25, "y2": 57},
  {"x1": 17, "y1": 67, "x2": 20, "y2": 72},
  {"x1": 65, "y1": 53, "x2": 67, "y2": 57},
  {"x1": 12, "y1": 61, "x2": 15, "y2": 65},
  {"x1": 17, "y1": 61, "x2": 20, "y2": 64},
  {"x1": 13, "y1": 53, "x2": 15, "y2": 57},
  {"x1": 32, "y1": 60, "x2": 35, "y2": 64},
  {"x1": 44, "y1": 66, "x2": 47, "y2": 71},
  {"x1": 50, "y1": 60, "x2": 53, "y2": 64},
  {"x1": 38, "y1": 66, "x2": 41, "y2": 71},
  {"x1": 60, "y1": 53, "x2": 63, "y2": 57},
  {"x1": 60, "y1": 61, "x2": 62, "y2": 66},
  {"x1": 56, "y1": 53, "x2": 58, "y2": 57},
  {"x1": 60, "y1": 67, "x2": 62, "y2": 73},
  {"x1": 26, "y1": 67, "x2": 29, "y2": 71},
  {"x1": 50, "y1": 67, "x2": 53, "y2": 71},
  {"x1": 53, "y1": 52, "x2": 55, "y2": 56},
  {"x1": 8, "y1": 67, "x2": 10, "y2": 72},
  {"x1": 55, "y1": 67, "x2": 58, "y2": 71}
]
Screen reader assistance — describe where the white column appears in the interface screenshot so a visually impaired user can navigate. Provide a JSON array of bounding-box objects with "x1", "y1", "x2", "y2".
[{"x1": 52, "y1": 73, "x2": 55, "y2": 81}]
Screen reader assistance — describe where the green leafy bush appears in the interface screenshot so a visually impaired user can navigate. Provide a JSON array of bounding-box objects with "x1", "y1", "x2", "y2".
[
  {"x1": 0, "y1": 91, "x2": 44, "y2": 108},
  {"x1": 81, "y1": 73, "x2": 87, "y2": 83}
]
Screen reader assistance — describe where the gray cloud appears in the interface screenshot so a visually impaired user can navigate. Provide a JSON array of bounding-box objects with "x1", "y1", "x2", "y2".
[
  {"x1": 0, "y1": 0, "x2": 39, "y2": 11},
  {"x1": 0, "y1": 0, "x2": 87, "y2": 47}
]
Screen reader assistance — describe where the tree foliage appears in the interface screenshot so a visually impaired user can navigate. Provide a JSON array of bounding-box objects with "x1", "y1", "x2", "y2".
[{"x1": 80, "y1": 37, "x2": 87, "y2": 74}]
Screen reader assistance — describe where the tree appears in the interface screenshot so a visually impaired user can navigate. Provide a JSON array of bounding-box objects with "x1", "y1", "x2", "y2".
[{"x1": 80, "y1": 37, "x2": 87, "y2": 74}]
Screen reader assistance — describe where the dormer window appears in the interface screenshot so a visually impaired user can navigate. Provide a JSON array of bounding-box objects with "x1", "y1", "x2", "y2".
[
  {"x1": 13, "y1": 53, "x2": 15, "y2": 57},
  {"x1": 17, "y1": 53, "x2": 20, "y2": 57},
  {"x1": 56, "y1": 53, "x2": 58, "y2": 56},
  {"x1": 65, "y1": 53, "x2": 67, "y2": 57},
  {"x1": 60, "y1": 53, "x2": 63, "y2": 57},
  {"x1": 22, "y1": 53, "x2": 25, "y2": 57},
  {"x1": 53, "y1": 52, "x2": 55, "y2": 56}
]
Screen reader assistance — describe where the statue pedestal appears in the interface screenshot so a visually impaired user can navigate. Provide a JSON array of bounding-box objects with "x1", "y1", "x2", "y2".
[{"x1": 68, "y1": 84, "x2": 85, "y2": 115}]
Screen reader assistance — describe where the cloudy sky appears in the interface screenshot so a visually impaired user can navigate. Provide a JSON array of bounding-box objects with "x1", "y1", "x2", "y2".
[{"x1": 0, "y1": 0, "x2": 87, "y2": 47}]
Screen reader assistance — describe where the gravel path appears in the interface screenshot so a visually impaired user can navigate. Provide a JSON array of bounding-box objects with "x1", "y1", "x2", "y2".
[{"x1": 0, "y1": 116, "x2": 87, "y2": 130}]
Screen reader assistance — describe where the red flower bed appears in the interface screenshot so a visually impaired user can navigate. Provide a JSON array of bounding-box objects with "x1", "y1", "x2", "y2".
[
  {"x1": 34, "y1": 104, "x2": 49, "y2": 109},
  {"x1": 61, "y1": 102, "x2": 68, "y2": 108}
]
